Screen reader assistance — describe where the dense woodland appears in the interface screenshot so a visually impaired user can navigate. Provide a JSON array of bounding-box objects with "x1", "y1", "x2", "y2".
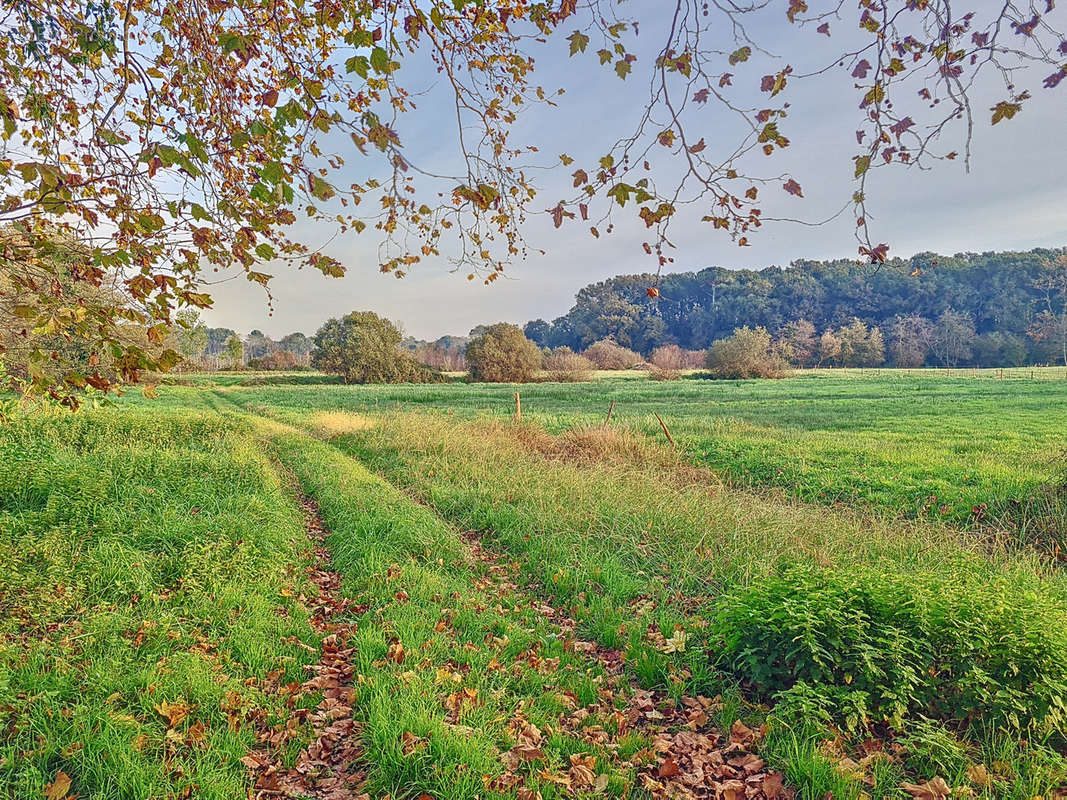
[{"x1": 525, "y1": 249, "x2": 1067, "y2": 367}]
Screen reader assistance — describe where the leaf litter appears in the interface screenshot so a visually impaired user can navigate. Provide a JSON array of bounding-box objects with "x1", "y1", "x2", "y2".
[
  {"x1": 461, "y1": 530, "x2": 794, "y2": 799},
  {"x1": 241, "y1": 495, "x2": 369, "y2": 800}
]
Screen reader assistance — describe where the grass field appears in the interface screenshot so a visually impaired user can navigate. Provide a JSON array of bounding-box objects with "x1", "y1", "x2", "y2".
[
  {"x1": 200, "y1": 368, "x2": 1067, "y2": 538},
  {"x1": 3, "y1": 369, "x2": 1067, "y2": 799}
]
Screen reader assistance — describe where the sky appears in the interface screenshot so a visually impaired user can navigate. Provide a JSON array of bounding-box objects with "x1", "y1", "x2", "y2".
[{"x1": 200, "y1": 1, "x2": 1067, "y2": 340}]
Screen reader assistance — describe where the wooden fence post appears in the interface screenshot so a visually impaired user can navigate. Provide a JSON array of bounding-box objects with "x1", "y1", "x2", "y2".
[
  {"x1": 603, "y1": 399, "x2": 615, "y2": 428},
  {"x1": 514, "y1": 392, "x2": 521, "y2": 420},
  {"x1": 654, "y1": 412, "x2": 676, "y2": 446}
]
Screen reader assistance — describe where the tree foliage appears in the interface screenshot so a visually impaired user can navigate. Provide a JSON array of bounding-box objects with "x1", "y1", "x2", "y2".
[
  {"x1": 533, "y1": 249, "x2": 1067, "y2": 366},
  {"x1": 835, "y1": 319, "x2": 886, "y2": 367},
  {"x1": 465, "y1": 323, "x2": 541, "y2": 383},
  {"x1": 1, "y1": 0, "x2": 1065, "y2": 398},
  {"x1": 311, "y1": 311, "x2": 439, "y2": 384}
]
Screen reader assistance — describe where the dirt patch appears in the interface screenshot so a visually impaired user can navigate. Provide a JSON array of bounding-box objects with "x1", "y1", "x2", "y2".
[{"x1": 242, "y1": 495, "x2": 369, "y2": 800}]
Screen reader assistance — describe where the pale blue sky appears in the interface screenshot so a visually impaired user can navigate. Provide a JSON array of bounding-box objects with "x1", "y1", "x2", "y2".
[{"x1": 202, "y1": 1, "x2": 1067, "y2": 339}]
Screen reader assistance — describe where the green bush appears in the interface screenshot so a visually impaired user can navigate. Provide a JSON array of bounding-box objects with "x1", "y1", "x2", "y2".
[
  {"x1": 465, "y1": 323, "x2": 542, "y2": 382},
  {"x1": 311, "y1": 311, "x2": 441, "y2": 384},
  {"x1": 705, "y1": 326, "x2": 789, "y2": 379},
  {"x1": 712, "y1": 563, "x2": 1067, "y2": 740}
]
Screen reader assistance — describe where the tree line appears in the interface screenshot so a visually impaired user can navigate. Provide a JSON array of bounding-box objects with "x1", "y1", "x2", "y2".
[
  {"x1": 523, "y1": 249, "x2": 1067, "y2": 367},
  {"x1": 167, "y1": 247, "x2": 1067, "y2": 383}
]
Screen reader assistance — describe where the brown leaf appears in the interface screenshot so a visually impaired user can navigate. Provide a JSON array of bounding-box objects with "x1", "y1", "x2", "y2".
[
  {"x1": 901, "y1": 776, "x2": 952, "y2": 800},
  {"x1": 43, "y1": 771, "x2": 72, "y2": 800},
  {"x1": 966, "y1": 763, "x2": 992, "y2": 788},
  {"x1": 154, "y1": 699, "x2": 190, "y2": 728},
  {"x1": 658, "y1": 756, "x2": 681, "y2": 777}
]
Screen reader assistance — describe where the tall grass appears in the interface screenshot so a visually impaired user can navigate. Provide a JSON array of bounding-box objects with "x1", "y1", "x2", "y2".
[{"x1": 192, "y1": 370, "x2": 1067, "y2": 537}]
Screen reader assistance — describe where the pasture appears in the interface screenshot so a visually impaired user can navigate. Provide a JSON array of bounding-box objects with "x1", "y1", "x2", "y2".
[{"x1": 2, "y1": 369, "x2": 1066, "y2": 799}]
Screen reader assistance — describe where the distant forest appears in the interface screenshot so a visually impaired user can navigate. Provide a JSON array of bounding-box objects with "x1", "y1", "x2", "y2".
[
  {"x1": 522, "y1": 248, "x2": 1067, "y2": 367},
  {"x1": 191, "y1": 248, "x2": 1067, "y2": 371}
]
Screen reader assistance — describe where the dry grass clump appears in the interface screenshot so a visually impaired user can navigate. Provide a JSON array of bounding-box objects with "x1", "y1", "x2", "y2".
[
  {"x1": 308, "y1": 410, "x2": 375, "y2": 437},
  {"x1": 500, "y1": 419, "x2": 720, "y2": 488}
]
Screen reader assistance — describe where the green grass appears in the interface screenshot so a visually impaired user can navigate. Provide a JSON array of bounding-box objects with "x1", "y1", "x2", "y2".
[
  {"x1": 238, "y1": 399, "x2": 1067, "y2": 796},
  {"x1": 258, "y1": 417, "x2": 657, "y2": 799},
  {"x1": 0, "y1": 408, "x2": 320, "y2": 799},
  {"x1": 6, "y1": 369, "x2": 1067, "y2": 798},
  {"x1": 187, "y1": 369, "x2": 1067, "y2": 538}
]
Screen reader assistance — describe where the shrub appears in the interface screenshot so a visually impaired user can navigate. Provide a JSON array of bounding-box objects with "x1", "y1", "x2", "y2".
[
  {"x1": 648, "y1": 344, "x2": 693, "y2": 379},
  {"x1": 779, "y1": 320, "x2": 818, "y2": 367},
  {"x1": 712, "y1": 562, "x2": 1067, "y2": 739},
  {"x1": 835, "y1": 319, "x2": 886, "y2": 367},
  {"x1": 543, "y1": 347, "x2": 594, "y2": 382},
  {"x1": 247, "y1": 350, "x2": 304, "y2": 371},
  {"x1": 311, "y1": 311, "x2": 441, "y2": 384},
  {"x1": 583, "y1": 339, "x2": 644, "y2": 370},
  {"x1": 705, "y1": 326, "x2": 788, "y2": 379},
  {"x1": 465, "y1": 323, "x2": 542, "y2": 382}
]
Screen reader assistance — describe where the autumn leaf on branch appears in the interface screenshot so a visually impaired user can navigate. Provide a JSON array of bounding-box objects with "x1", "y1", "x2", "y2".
[{"x1": 2, "y1": 0, "x2": 1065, "y2": 399}]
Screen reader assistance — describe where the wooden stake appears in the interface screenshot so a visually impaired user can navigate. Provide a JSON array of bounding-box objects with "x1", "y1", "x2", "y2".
[
  {"x1": 653, "y1": 412, "x2": 675, "y2": 446},
  {"x1": 603, "y1": 399, "x2": 615, "y2": 428},
  {"x1": 514, "y1": 391, "x2": 521, "y2": 420}
]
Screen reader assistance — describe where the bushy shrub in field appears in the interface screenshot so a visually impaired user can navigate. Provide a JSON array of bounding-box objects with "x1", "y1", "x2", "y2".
[
  {"x1": 311, "y1": 311, "x2": 441, "y2": 384},
  {"x1": 543, "y1": 347, "x2": 594, "y2": 382},
  {"x1": 705, "y1": 326, "x2": 789, "y2": 379},
  {"x1": 648, "y1": 344, "x2": 701, "y2": 379},
  {"x1": 712, "y1": 562, "x2": 1067, "y2": 739},
  {"x1": 583, "y1": 339, "x2": 644, "y2": 370},
  {"x1": 465, "y1": 323, "x2": 542, "y2": 382}
]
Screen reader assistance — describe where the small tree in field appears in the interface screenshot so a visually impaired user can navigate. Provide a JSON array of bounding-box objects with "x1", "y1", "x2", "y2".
[
  {"x1": 223, "y1": 336, "x2": 244, "y2": 370},
  {"x1": 311, "y1": 311, "x2": 439, "y2": 384},
  {"x1": 706, "y1": 326, "x2": 789, "y2": 379},
  {"x1": 930, "y1": 309, "x2": 976, "y2": 367},
  {"x1": 817, "y1": 330, "x2": 842, "y2": 367},
  {"x1": 888, "y1": 314, "x2": 934, "y2": 367},
  {"x1": 466, "y1": 323, "x2": 542, "y2": 383},
  {"x1": 584, "y1": 339, "x2": 643, "y2": 370},
  {"x1": 836, "y1": 319, "x2": 886, "y2": 367}
]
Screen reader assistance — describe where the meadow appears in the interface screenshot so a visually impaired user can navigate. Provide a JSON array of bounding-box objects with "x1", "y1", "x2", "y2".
[
  {"x1": 2, "y1": 369, "x2": 1066, "y2": 799},
  {"x1": 212, "y1": 367, "x2": 1067, "y2": 538}
]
